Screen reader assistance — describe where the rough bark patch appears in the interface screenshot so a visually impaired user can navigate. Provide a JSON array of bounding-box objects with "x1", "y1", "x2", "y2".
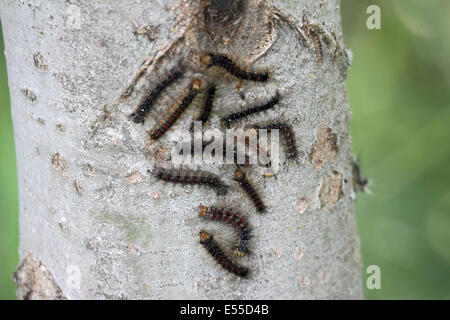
[
  {"x1": 33, "y1": 52, "x2": 48, "y2": 72},
  {"x1": 21, "y1": 88, "x2": 38, "y2": 103},
  {"x1": 297, "y1": 197, "x2": 309, "y2": 214},
  {"x1": 51, "y1": 153, "x2": 67, "y2": 172},
  {"x1": 12, "y1": 253, "x2": 66, "y2": 300},
  {"x1": 125, "y1": 171, "x2": 143, "y2": 184},
  {"x1": 56, "y1": 122, "x2": 66, "y2": 132},
  {"x1": 309, "y1": 123, "x2": 338, "y2": 170},
  {"x1": 203, "y1": 0, "x2": 245, "y2": 39},
  {"x1": 319, "y1": 170, "x2": 343, "y2": 210},
  {"x1": 131, "y1": 19, "x2": 159, "y2": 42},
  {"x1": 73, "y1": 179, "x2": 82, "y2": 195}
]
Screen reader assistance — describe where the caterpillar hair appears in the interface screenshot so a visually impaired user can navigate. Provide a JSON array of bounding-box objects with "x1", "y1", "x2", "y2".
[
  {"x1": 243, "y1": 135, "x2": 271, "y2": 168},
  {"x1": 200, "y1": 53, "x2": 269, "y2": 82},
  {"x1": 251, "y1": 122, "x2": 297, "y2": 160},
  {"x1": 221, "y1": 91, "x2": 281, "y2": 128},
  {"x1": 149, "y1": 79, "x2": 202, "y2": 140},
  {"x1": 187, "y1": 138, "x2": 252, "y2": 166},
  {"x1": 190, "y1": 84, "x2": 216, "y2": 130},
  {"x1": 234, "y1": 168, "x2": 266, "y2": 213},
  {"x1": 130, "y1": 64, "x2": 185, "y2": 124},
  {"x1": 352, "y1": 159, "x2": 370, "y2": 194},
  {"x1": 199, "y1": 205, "x2": 250, "y2": 257},
  {"x1": 199, "y1": 231, "x2": 249, "y2": 277},
  {"x1": 150, "y1": 166, "x2": 228, "y2": 195}
]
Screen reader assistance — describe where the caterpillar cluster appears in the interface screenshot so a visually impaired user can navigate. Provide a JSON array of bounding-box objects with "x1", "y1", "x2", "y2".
[
  {"x1": 149, "y1": 79, "x2": 201, "y2": 140},
  {"x1": 150, "y1": 166, "x2": 228, "y2": 195},
  {"x1": 199, "y1": 205, "x2": 250, "y2": 257},
  {"x1": 201, "y1": 53, "x2": 269, "y2": 82},
  {"x1": 199, "y1": 231, "x2": 249, "y2": 278},
  {"x1": 221, "y1": 91, "x2": 281, "y2": 128},
  {"x1": 130, "y1": 64, "x2": 184, "y2": 124},
  {"x1": 128, "y1": 51, "x2": 301, "y2": 279}
]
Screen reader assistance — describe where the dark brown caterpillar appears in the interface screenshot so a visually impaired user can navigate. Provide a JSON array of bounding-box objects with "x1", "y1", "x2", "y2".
[
  {"x1": 199, "y1": 231, "x2": 249, "y2": 277},
  {"x1": 189, "y1": 134, "x2": 269, "y2": 167},
  {"x1": 251, "y1": 122, "x2": 298, "y2": 159},
  {"x1": 130, "y1": 64, "x2": 184, "y2": 124},
  {"x1": 150, "y1": 166, "x2": 228, "y2": 195},
  {"x1": 186, "y1": 138, "x2": 252, "y2": 166},
  {"x1": 234, "y1": 168, "x2": 266, "y2": 213},
  {"x1": 221, "y1": 91, "x2": 281, "y2": 128},
  {"x1": 201, "y1": 53, "x2": 268, "y2": 82},
  {"x1": 190, "y1": 84, "x2": 216, "y2": 130},
  {"x1": 352, "y1": 159, "x2": 370, "y2": 193},
  {"x1": 149, "y1": 79, "x2": 201, "y2": 140},
  {"x1": 199, "y1": 205, "x2": 250, "y2": 257}
]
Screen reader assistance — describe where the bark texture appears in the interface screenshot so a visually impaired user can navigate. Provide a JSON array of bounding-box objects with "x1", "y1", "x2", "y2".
[{"x1": 1, "y1": 0, "x2": 363, "y2": 299}]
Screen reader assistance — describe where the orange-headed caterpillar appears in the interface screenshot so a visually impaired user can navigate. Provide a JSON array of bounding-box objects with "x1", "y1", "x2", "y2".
[
  {"x1": 150, "y1": 166, "x2": 228, "y2": 195},
  {"x1": 200, "y1": 53, "x2": 268, "y2": 82},
  {"x1": 251, "y1": 122, "x2": 298, "y2": 160},
  {"x1": 221, "y1": 91, "x2": 281, "y2": 128},
  {"x1": 199, "y1": 230, "x2": 249, "y2": 278},
  {"x1": 130, "y1": 64, "x2": 184, "y2": 124},
  {"x1": 234, "y1": 168, "x2": 266, "y2": 213},
  {"x1": 149, "y1": 79, "x2": 202, "y2": 140},
  {"x1": 199, "y1": 205, "x2": 250, "y2": 257},
  {"x1": 190, "y1": 84, "x2": 216, "y2": 130}
]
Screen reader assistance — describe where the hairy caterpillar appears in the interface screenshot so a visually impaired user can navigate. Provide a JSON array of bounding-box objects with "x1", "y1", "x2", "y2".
[
  {"x1": 243, "y1": 135, "x2": 271, "y2": 168},
  {"x1": 352, "y1": 159, "x2": 370, "y2": 193},
  {"x1": 149, "y1": 79, "x2": 201, "y2": 140},
  {"x1": 234, "y1": 168, "x2": 266, "y2": 213},
  {"x1": 200, "y1": 53, "x2": 269, "y2": 82},
  {"x1": 130, "y1": 64, "x2": 184, "y2": 124},
  {"x1": 181, "y1": 136, "x2": 269, "y2": 167},
  {"x1": 190, "y1": 84, "x2": 216, "y2": 130},
  {"x1": 221, "y1": 91, "x2": 281, "y2": 128},
  {"x1": 199, "y1": 231, "x2": 249, "y2": 277},
  {"x1": 150, "y1": 166, "x2": 228, "y2": 195},
  {"x1": 199, "y1": 205, "x2": 250, "y2": 257},
  {"x1": 185, "y1": 138, "x2": 252, "y2": 166},
  {"x1": 251, "y1": 122, "x2": 298, "y2": 159}
]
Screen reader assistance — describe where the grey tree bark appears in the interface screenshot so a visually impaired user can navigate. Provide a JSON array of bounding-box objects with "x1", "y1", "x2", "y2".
[{"x1": 1, "y1": 0, "x2": 363, "y2": 299}]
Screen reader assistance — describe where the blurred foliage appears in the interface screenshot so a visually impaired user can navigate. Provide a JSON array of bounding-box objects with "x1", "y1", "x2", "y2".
[
  {"x1": 0, "y1": 23, "x2": 19, "y2": 300},
  {"x1": 0, "y1": 1, "x2": 449, "y2": 299},
  {"x1": 342, "y1": 0, "x2": 450, "y2": 299}
]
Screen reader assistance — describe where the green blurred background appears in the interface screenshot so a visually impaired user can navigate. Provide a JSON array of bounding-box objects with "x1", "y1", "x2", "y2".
[
  {"x1": 0, "y1": 1, "x2": 449, "y2": 299},
  {"x1": 0, "y1": 15, "x2": 19, "y2": 299}
]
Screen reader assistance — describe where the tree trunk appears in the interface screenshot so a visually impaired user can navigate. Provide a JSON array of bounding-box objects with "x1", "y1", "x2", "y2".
[{"x1": 1, "y1": 0, "x2": 363, "y2": 299}]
